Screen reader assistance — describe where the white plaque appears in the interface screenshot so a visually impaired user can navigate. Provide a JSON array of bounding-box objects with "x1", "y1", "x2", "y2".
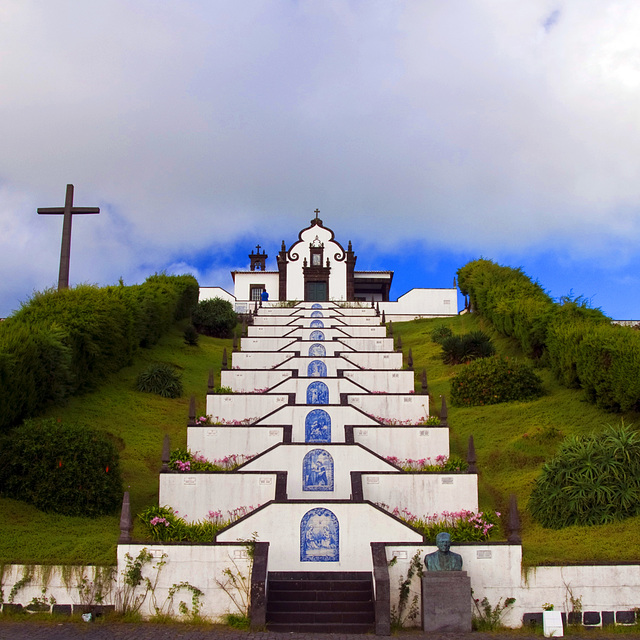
[
  {"x1": 358, "y1": 429, "x2": 368, "y2": 436},
  {"x1": 269, "y1": 429, "x2": 279, "y2": 436},
  {"x1": 476, "y1": 550, "x2": 492, "y2": 559},
  {"x1": 259, "y1": 477, "x2": 273, "y2": 485},
  {"x1": 183, "y1": 477, "x2": 196, "y2": 485},
  {"x1": 441, "y1": 477, "x2": 454, "y2": 485},
  {"x1": 206, "y1": 429, "x2": 218, "y2": 436},
  {"x1": 419, "y1": 430, "x2": 429, "y2": 436},
  {"x1": 366, "y1": 476, "x2": 379, "y2": 484}
]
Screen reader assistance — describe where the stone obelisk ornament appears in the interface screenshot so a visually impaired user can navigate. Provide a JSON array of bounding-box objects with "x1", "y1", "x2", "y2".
[{"x1": 38, "y1": 184, "x2": 100, "y2": 290}]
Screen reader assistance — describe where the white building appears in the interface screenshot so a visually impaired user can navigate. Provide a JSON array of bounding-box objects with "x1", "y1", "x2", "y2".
[{"x1": 200, "y1": 212, "x2": 459, "y2": 321}]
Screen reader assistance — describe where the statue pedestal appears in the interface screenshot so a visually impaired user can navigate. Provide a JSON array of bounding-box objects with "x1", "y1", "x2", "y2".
[{"x1": 422, "y1": 572, "x2": 472, "y2": 633}]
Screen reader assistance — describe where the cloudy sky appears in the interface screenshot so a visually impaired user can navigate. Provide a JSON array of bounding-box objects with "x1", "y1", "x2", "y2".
[{"x1": 1, "y1": 0, "x2": 639, "y2": 319}]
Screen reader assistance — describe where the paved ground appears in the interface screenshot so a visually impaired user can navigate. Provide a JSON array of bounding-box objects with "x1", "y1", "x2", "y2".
[{"x1": 2, "y1": 622, "x2": 640, "y2": 640}]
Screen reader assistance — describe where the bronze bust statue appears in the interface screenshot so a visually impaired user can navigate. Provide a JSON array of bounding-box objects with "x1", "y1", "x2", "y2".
[{"x1": 424, "y1": 532, "x2": 463, "y2": 571}]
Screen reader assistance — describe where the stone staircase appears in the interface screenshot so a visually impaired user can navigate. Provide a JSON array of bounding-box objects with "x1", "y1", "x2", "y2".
[{"x1": 266, "y1": 571, "x2": 375, "y2": 633}]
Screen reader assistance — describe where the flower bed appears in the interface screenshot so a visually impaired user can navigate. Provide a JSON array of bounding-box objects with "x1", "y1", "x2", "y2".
[
  {"x1": 169, "y1": 449, "x2": 255, "y2": 472},
  {"x1": 377, "y1": 505, "x2": 500, "y2": 542},
  {"x1": 385, "y1": 455, "x2": 468, "y2": 473}
]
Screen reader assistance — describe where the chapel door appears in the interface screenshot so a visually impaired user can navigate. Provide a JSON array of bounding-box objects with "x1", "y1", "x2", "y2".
[{"x1": 305, "y1": 281, "x2": 328, "y2": 301}]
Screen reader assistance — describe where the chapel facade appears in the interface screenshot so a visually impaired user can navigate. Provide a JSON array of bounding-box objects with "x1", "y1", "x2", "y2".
[{"x1": 231, "y1": 211, "x2": 393, "y2": 303}]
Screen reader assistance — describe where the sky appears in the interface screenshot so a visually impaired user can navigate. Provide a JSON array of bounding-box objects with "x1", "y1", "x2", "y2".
[{"x1": 1, "y1": 1, "x2": 640, "y2": 320}]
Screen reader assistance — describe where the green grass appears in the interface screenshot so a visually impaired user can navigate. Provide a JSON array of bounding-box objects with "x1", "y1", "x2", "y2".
[
  {"x1": 394, "y1": 315, "x2": 639, "y2": 565},
  {"x1": 0, "y1": 321, "x2": 230, "y2": 565},
  {"x1": 2, "y1": 314, "x2": 639, "y2": 567}
]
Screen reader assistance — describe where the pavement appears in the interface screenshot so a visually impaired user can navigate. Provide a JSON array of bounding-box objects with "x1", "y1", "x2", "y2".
[{"x1": 2, "y1": 621, "x2": 640, "y2": 640}]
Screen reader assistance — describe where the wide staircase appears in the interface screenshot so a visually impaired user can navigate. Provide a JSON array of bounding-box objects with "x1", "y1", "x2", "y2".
[{"x1": 266, "y1": 571, "x2": 376, "y2": 633}]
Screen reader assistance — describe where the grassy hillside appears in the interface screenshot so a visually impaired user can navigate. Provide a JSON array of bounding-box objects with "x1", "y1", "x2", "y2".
[
  {"x1": 0, "y1": 321, "x2": 230, "y2": 565},
  {"x1": 2, "y1": 313, "x2": 638, "y2": 567},
  {"x1": 393, "y1": 314, "x2": 639, "y2": 566}
]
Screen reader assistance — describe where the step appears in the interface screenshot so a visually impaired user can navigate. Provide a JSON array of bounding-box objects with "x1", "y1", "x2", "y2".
[
  {"x1": 266, "y1": 622, "x2": 374, "y2": 634},
  {"x1": 268, "y1": 588, "x2": 374, "y2": 602},
  {"x1": 267, "y1": 610, "x2": 375, "y2": 624},
  {"x1": 268, "y1": 600, "x2": 373, "y2": 613}
]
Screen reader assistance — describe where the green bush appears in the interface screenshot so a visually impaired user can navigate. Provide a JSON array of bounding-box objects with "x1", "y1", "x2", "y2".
[
  {"x1": 183, "y1": 325, "x2": 199, "y2": 346},
  {"x1": 0, "y1": 274, "x2": 199, "y2": 433},
  {"x1": 136, "y1": 363, "x2": 183, "y2": 398},
  {"x1": 0, "y1": 418, "x2": 123, "y2": 516},
  {"x1": 450, "y1": 356, "x2": 543, "y2": 406},
  {"x1": 441, "y1": 331, "x2": 495, "y2": 365},
  {"x1": 192, "y1": 298, "x2": 237, "y2": 338},
  {"x1": 529, "y1": 424, "x2": 640, "y2": 528},
  {"x1": 430, "y1": 324, "x2": 453, "y2": 344}
]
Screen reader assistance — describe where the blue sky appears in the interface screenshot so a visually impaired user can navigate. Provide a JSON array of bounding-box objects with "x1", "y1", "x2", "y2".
[{"x1": 1, "y1": 1, "x2": 639, "y2": 320}]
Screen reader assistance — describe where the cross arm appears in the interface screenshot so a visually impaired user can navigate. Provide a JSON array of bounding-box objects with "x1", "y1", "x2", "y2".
[{"x1": 38, "y1": 207, "x2": 100, "y2": 214}]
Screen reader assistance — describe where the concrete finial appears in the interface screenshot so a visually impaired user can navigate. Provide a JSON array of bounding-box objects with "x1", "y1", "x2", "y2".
[
  {"x1": 161, "y1": 434, "x2": 171, "y2": 472},
  {"x1": 222, "y1": 348, "x2": 228, "y2": 370},
  {"x1": 388, "y1": 321, "x2": 393, "y2": 336},
  {"x1": 376, "y1": 302, "x2": 380, "y2": 316},
  {"x1": 421, "y1": 368, "x2": 428, "y2": 394},
  {"x1": 396, "y1": 335, "x2": 402, "y2": 352},
  {"x1": 208, "y1": 369, "x2": 215, "y2": 392},
  {"x1": 440, "y1": 395, "x2": 448, "y2": 425},
  {"x1": 381, "y1": 310, "x2": 386, "y2": 326},
  {"x1": 467, "y1": 435, "x2": 477, "y2": 473},
  {"x1": 118, "y1": 491, "x2": 132, "y2": 544},
  {"x1": 408, "y1": 348, "x2": 413, "y2": 370},
  {"x1": 507, "y1": 494, "x2": 522, "y2": 545},
  {"x1": 189, "y1": 395, "x2": 196, "y2": 422},
  {"x1": 233, "y1": 335, "x2": 238, "y2": 352},
  {"x1": 453, "y1": 277, "x2": 457, "y2": 288}
]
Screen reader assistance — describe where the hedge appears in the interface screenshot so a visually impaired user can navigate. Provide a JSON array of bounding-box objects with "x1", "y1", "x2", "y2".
[
  {"x1": 457, "y1": 259, "x2": 640, "y2": 412},
  {"x1": 0, "y1": 274, "x2": 199, "y2": 432}
]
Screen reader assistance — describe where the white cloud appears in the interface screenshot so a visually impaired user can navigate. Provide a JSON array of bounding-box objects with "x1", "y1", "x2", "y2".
[{"x1": 0, "y1": 0, "x2": 639, "y2": 315}]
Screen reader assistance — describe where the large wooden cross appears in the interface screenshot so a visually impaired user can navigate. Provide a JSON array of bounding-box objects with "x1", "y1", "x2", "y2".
[{"x1": 38, "y1": 184, "x2": 100, "y2": 290}]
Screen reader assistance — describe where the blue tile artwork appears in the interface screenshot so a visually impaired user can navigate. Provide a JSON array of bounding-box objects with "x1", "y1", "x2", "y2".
[
  {"x1": 308, "y1": 343, "x2": 326, "y2": 357},
  {"x1": 300, "y1": 507, "x2": 339, "y2": 562},
  {"x1": 302, "y1": 449, "x2": 334, "y2": 491},
  {"x1": 309, "y1": 330, "x2": 325, "y2": 341},
  {"x1": 307, "y1": 380, "x2": 329, "y2": 404},
  {"x1": 311, "y1": 303, "x2": 322, "y2": 309},
  {"x1": 307, "y1": 360, "x2": 327, "y2": 377},
  {"x1": 311, "y1": 310, "x2": 324, "y2": 318},
  {"x1": 305, "y1": 409, "x2": 331, "y2": 442},
  {"x1": 310, "y1": 319, "x2": 324, "y2": 328}
]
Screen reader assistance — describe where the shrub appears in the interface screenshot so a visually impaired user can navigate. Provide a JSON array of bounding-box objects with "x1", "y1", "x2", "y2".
[
  {"x1": 136, "y1": 363, "x2": 183, "y2": 398},
  {"x1": 0, "y1": 418, "x2": 123, "y2": 516},
  {"x1": 441, "y1": 331, "x2": 495, "y2": 365},
  {"x1": 450, "y1": 356, "x2": 543, "y2": 406},
  {"x1": 192, "y1": 298, "x2": 237, "y2": 338},
  {"x1": 430, "y1": 324, "x2": 453, "y2": 344},
  {"x1": 183, "y1": 325, "x2": 199, "y2": 346},
  {"x1": 529, "y1": 424, "x2": 640, "y2": 528}
]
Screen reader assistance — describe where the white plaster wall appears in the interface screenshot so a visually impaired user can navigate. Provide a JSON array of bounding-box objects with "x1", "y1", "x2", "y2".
[
  {"x1": 240, "y1": 337, "x2": 297, "y2": 351},
  {"x1": 256, "y1": 405, "x2": 379, "y2": 441},
  {"x1": 274, "y1": 357, "x2": 358, "y2": 376},
  {"x1": 338, "y1": 338, "x2": 394, "y2": 352},
  {"x1": 0, "y1": 565, "x2": 115, "y2": 610},
  {"x1": 159, "y1": 473, "x2": 278, "y2": 521},
  {"x1": 284, "y1": 225, "x2": 348, "y2": 301},
  {"x1": 231, "y1": 352, "x2": 295, "y2": 369},
  {"x1": 379, "y1": 287, "x2": 458, "y2": 319},
  {"x1": 349, "y1": 394, "x2": 429, "y2": 422},
  {"x1": 253, "y1": 315, "x2": 297, "y2": 325},
  {"x1": 362, "y1": 473, "x2": 478, "y2": 516},
  {"x1": 339, "y1": 326, "x2": 386, "y2": 338},
  {"x1": 343, "y1": 370, "x2": 415, "y2": 393},
  {"x1": 220, "y1": 369, "x2": 292, "y2": 392},
  {"x1": 117, "y1": 544, "x2": 251, "y2": 620},
  {"x1": 342, "y1": 352, "x2": 403, "y2": 370},
  {"x1": 216, "y1": 502, "x2": 422, "y2": 572},
  {"x1": 247, "y1": 325, "x2": 298, "y2": 338},
  {"x1": 233, "y1": 272, "x2": 280, "y2": 301},
  {"x1": 198, "y1": 287, "x2": 236, "y2": 304},
  {"x1": 187, "y1": 425, "x2": 284, "y2": 459},
  {"x1": 281, "y1": 341, "x2": 354, "y2": 355},
  {"x1": 205, "y1": 394, "x2": 290, "y2": 422},
  {"x1": 352, "y1": 426, "x2": 450, "y2": 460},
  {"x1": 242, "y1": 444, "x2": 398, "y2": 499},
  {"x1": 334, "y1": 315, "x2": 380, "y2": 325},
  {"x1": 267, "y1": 377, "x2": 368, "y2": 402}
]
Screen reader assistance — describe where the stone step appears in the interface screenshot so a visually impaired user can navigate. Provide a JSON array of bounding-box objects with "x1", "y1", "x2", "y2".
[
  {"x1": 266, "y1": 622, "x2": 374, "y2": 634},
  {"x1": 268, "y1": 579, "x2": 373, "y2": 592},
  {"x1": 268, "y1": 600, "x2": 373, "y2": 613},
  {"x1": 267, "y1": 610, "x2": 375, "y2": 624},
  {"x1": 268, "y1": 588, "x2": 374, "y2": 602}
]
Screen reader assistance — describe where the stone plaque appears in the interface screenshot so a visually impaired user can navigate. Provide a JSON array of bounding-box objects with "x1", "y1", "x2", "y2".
[
  {"x1": 477, "y1": 550, "x2": 492, "y2": 559},
  {"x1": 183, "y1": 477, "x2": 196, "y2": 486},
  {"x1": 422, "y1": 572, "x2": 472, "y2": 633},
  {"x1": 441, "y1": 477, "x2": 454, "y2": 485}
]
